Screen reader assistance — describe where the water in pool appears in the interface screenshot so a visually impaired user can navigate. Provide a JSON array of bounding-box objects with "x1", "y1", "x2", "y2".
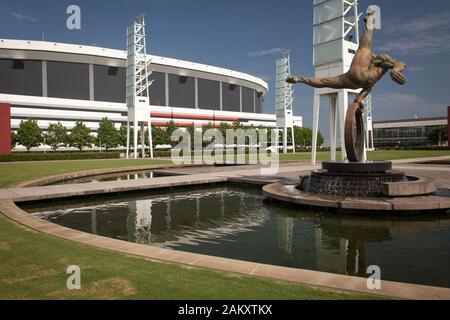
[{"x1": 21, "y1": 185, "x2": 450, "y2": 288}]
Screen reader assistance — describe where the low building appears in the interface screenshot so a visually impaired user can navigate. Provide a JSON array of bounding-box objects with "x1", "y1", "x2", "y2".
[{"x1": 373, "y1": 116, "x2": 448, "y2": 148}]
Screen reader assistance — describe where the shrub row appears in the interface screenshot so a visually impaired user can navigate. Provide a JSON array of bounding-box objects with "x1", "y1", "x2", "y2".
[
  {"x1": 376, "y1": 146, "x2": 450, "y2": 151},
  {"x1": 0, "y1": 152, "x2": 121, "y2": 162}
]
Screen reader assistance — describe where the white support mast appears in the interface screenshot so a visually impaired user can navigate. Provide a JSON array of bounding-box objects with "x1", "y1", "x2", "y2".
[
  {"x1": 311, "y1": 0, "x2": 362, "y2": 165},
  {"x1": 275, "y1": 51, "x2": 295, "y2": 154},
  {"x1": 126, "y1": 13, "x2": 154, "y2": 159}
]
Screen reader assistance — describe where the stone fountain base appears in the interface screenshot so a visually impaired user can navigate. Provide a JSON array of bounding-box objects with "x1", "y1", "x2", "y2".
[
  {"x1": 300, "y1": 161, "x2": 429, "y2": 197},
  {"x1": 263, "y1": 161, "x2": 450, "y2": 213}
]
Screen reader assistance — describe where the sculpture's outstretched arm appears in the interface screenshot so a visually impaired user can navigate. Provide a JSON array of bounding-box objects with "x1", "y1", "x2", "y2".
[
  {"x1": 372, "y1": 54, "x2": 406, "y2": 85},
  {"x1": 286, "y1": 75, "x2": 348, "y2": 89}
]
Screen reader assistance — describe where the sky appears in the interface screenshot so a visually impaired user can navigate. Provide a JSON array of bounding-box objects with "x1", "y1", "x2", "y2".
[{"x1": 1, "y1": 0, "x2": 450, "y2": 138}]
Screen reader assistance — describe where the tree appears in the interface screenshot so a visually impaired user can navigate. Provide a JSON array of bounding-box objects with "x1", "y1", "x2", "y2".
[
  {"x1": 11, "y1": 131, "x2": 17, "y2": 150},
  {"x1": 165, "y1": 121, "x2": 178, "y2": 146},
  {"x1": 96, "y1": 118, "x2": 119, "y2": 150},
  {"x1": 70, "y1": 120, "x2": 93, "y2": 151},
  {"x1": 294, "y1": 126, "x2": 324, "y2": 149},
  {"x1": 118, "y1": 123, "x2": 128, "y2": 147},
  {"x1": 427, "y1": 126, "x2": 448, "y2": 146},
  {"x1": 45, "y1": 122, "x2": 69, "y2": 150},
  {"x1": 16, "y1": 118, "x2": 43, "y2": 151},
  {"x1": 152, "y1": 124, "x2": 170, "y2": 146}
]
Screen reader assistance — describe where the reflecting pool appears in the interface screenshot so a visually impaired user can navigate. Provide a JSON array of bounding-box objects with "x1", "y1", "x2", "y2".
[{"x1": 20, "y1": 186, "x2": 450, "y2": 288}]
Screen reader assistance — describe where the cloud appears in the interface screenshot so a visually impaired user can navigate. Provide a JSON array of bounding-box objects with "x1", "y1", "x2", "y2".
[
  {"x1": 373, "y1": 91, "x2": 445, "y2": 120},
  {"x1": 248, "y1": 48, "x2": 288, "y2": 57},
  {"x1": 8, "y1": 10, "x2": 38, "y2": 23},
  {"x1": 377, "y1": 11, "x2": 450, "y2": 56}
]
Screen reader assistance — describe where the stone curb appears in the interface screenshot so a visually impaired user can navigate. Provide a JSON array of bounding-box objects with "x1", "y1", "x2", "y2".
[{"x1": 263, "y1": 183, "x2": 450, "y2": 212}]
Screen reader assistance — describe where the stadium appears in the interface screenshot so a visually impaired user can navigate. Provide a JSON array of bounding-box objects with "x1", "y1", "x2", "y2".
[{"x1": 0, "y1": 39, "x2": 303, "y2": 142}]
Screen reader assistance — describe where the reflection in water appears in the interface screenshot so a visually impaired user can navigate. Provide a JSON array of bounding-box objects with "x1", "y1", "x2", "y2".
[
  {"x1": 22, "y1": 186, "x2": 450, "y2": 288},
  {"x1": 48, "y1": 170, "x2": 157, "y2": 185}
]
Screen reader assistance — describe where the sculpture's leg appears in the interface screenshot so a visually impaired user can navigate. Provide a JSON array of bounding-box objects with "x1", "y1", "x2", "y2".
[
  {"x1": 296, "y1": 75, "x2": 346, "y2": 89},
  {"x1": 355, "y1": 88, "x2": 372, "y2": 105}
]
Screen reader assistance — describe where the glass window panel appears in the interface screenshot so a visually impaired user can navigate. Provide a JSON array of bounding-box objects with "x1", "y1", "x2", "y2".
[
  {"x1": 94, "y1": 65, "x2": 126, "y2": 103},
  {"x1": 47, "y1": 61, "x2": 89, "y2": 100},
  {"x1": 0, "y1": 59, "x2": 42, "y2": 96},
  {"x1": 314, "y1": 19, "x2": 342, "y2": 45},
  {"x1": 222, "y1": 83, "x2": 240, "y2": 112},
  {"x1": 198, "y1": 79, "x2": 220, "y2": 110},
  {"x1": 314, "y1": 39, "x2": 342, "y2": 66},
  {"x1": 314, "y1": 0, "x2": 343, "y2": 25},
  {"x1": 148, "y1": 71, "x2": 166, "y2": 106}
]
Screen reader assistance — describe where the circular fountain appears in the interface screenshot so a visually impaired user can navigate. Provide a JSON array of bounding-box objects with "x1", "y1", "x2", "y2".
[
  {"x1": 301, "y1": 161, "x2": 407, "y2": 198},
  {"x1": 263, "y1": 160, "x2": 450, "y2": 213}
]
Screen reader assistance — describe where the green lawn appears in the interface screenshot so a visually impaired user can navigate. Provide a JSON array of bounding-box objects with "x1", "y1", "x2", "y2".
[
  {"x1": 0, "y1": 159, "x2": 171, "y2": 188},
  {"x1": 0, "y1": 214, "x2": 378, "y2": 300},
  {"x1": 3, "y1": 151, "x2": 443, "y2": 299}
]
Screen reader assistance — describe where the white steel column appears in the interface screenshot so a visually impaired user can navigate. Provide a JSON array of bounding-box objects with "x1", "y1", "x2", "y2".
[
  {"x1": 141, "y1": 122, "x2": 145, "y2": 158},
  {"x1": 89, "y1": 64, "x2": 94, "y2": 101},
  {"x1": 239, "y1": 86, "x2": 243, "y2": 112},
  {"x1": 194, "y1": 77, "x2": 199, "y2": 109},
  {"x1": 311, "y1": 92, "x2": 320, "y2": 165},
  {"x1": 165, "y1": 73, "x2": 169, "y2": 107},
  {"x1": 133, "y1": 119, "x2": 138, "y2": 159},
  {"x1": 126, "y1": 121, "x2": 130, "y2": 158},
  {"x1": 147, "y1": 121, "x2": 153, "y2": 159},
  {"x1": 329, "y1": 95, "x2": 337, "y2": 161},
  {"x1": 42, "y1": 61, "x2": 47, "y2": 97},
  {"x1": 338, "y1": 90, "x2": 348, "y2": 161},
  {"x1": 219, "y1": 82, "x2": 223, "y2": 111}
]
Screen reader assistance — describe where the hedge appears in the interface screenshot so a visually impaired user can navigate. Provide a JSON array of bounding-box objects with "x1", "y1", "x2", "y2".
[{"x1": 0, "y1": 152, "x2": 121, "y2": 162}]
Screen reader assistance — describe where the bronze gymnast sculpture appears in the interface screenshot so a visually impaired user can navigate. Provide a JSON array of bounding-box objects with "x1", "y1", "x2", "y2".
[{"x1": 287, "y1": 10, "x2": 406, "y2": 162}]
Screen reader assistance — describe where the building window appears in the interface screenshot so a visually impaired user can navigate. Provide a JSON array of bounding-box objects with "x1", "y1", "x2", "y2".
[
  {"x1": 0, "y1": 59, "x2": 42, "y2": 96},
  {"x1": 242, "y1": 87, "x2": 254, "y2": 113},
  {"x1": 198, "y1": 79, "x2": 220, "y2": 110},
  {"x1": 255, "y1": 91, "x2": 263, "y2": 113},
  {"x1": 222, "y1": 82, "x2": 240, "y2": 112},
  {"x1": 94, "y1": 65, "x2": 126, "y2": 103},
  {"x1": 148, "y1": 71, "x2": 166, "y2": 106},
  {"x1": 169, "y1": 74, "x2": 195, "y2": 108},
  {"x1": 47, "y1": 61, "x2": 90, "y2": 100}
]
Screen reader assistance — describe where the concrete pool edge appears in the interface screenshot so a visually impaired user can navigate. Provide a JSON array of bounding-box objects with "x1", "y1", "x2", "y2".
[
  {"x1": 14, "y1": 163, "x2": 204, "y2": 188},
  {"x1": 2, "y1": 197, "x2": 450, "y2": 299}
]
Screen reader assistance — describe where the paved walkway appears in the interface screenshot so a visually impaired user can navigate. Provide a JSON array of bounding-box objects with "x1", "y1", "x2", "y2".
[{"x1": 0, "y1": 163, "x2": 319, "y2": 202}]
